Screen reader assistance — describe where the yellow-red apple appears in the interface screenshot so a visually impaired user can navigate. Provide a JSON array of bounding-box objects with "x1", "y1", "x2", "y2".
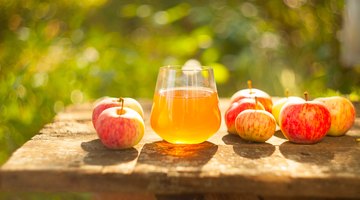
[
  {"x1": 279, "y1": 93, "x2": 331, "y2": 144},
  {"x1": 95, "y1": 107, "x2": 144, "y2": 149},
  {"x1": 235, "y1": 109, "x2": 276, "y2": 142},
  {"x1": 272, "y1": 96, "x2": 304, "y2": 125},
  {"x1": 314, "y1": 96, "x2": 356, "y2": 136},
  {"x1": 225, "y1": 98, "x2": 265, "y2": 134},
  {"x1": 230, "y1": 80, "x2": 273, "y2": 113}
]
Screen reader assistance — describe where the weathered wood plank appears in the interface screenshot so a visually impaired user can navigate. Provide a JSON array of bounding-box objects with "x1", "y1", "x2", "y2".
[{"x1": 1, "y1": 99, "x2": 360, "y2": 198}]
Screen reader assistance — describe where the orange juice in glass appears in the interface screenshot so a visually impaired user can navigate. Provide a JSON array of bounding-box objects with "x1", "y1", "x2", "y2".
[{"x1": 150, "y1": 65, "x2": 221, "y2": 144}]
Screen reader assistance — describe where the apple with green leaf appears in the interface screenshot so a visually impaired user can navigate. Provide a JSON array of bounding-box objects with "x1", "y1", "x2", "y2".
[
  {"x1": 225, "y1": 98, "x2": 265, "y2": 134},
  {"x1": 314, "y1": 96, "x2": 356, "y2": 136},
  {"x1": 279, "y1": 92, "x2": 331, "y2": 144},
  {"x1": 230, "y1": 80, "x2": 273, "y2": 113}
]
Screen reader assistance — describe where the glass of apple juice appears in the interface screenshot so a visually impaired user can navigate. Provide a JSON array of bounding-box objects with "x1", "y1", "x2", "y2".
[{"x1": 150, "y1": 65, "x2": 221, "y2": 144}]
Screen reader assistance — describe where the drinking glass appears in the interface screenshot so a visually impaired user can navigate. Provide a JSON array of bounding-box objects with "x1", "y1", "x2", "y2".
[{"x1": 150, "y1": 65, "x2": 221, "y2": 144}]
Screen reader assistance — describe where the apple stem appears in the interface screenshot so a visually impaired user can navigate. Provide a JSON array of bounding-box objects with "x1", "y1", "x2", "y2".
[
  {"x1": 119, "y1": 97, "x2": 124, "y2": 114},
  {"x1": 285, "y1": 89, "x2": 289, "y2": 98},
  {"x1": 304, "y1": 91, "x2": 309, "y2": 101},
  {"x1": 247, "y1": 80, "x2": 253, "y2": 94},
  {"x1": 255, "y1": 96, "x2": 258, "y2": 110}
]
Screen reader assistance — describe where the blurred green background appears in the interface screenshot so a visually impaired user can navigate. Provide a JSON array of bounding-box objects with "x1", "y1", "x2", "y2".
[{"x1": 1, "y1": 0, "x2": 360, "y2": 199}]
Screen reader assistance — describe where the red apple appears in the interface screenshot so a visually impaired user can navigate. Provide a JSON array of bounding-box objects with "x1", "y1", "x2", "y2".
[
  {"x1": 272, "y1": 96, "x2": 304, "y2": 125},
  {"x1": 314, "y1": 96, "x2": 356, "y2": 136},
  {"x1": 95, "y1": 107, "x2": 145, "y2": 149},
  {"x1": 92, "y1": 97, "x2": 144, "y2": 129},
  {"x1": 230, "y1": 80, "x2": 273, "y2": 113},
  {"x1": 225, "y1": 98, "x2": 265, "y2": 134},
  {"x1": 279, "y1": 92, "x2": 331, "y2": 144},
  {"x1": 235, "y1": 109, "x2": 276, "y2": 142}
]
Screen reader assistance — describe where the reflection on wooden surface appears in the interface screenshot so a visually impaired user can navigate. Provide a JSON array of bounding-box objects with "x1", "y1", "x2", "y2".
[{"x1": 137, "y1": 141, "x2": 218, "y2": 168}]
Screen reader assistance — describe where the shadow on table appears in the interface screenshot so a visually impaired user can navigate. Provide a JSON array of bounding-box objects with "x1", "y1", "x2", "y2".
[
  {"x1": 136, "y1": 140, "x2": 218, "y2": 168},
  {"x1": 221, "y1": 133, "x2": 250, "y2": 145},
  {"x1": 81, "y1": 139, "x2": 138, "y2": 166},
  {"x1": 222, "y1": 134, "x2": 276, "y2": 159},
  {"x1": 233, "y1": 143, "x2": 275, "y2": 159},
  {"x1": 279, "y1": 135, "x2": 357, "y2": 165},
  {"x1": 273, "y1": 130, "x2": 287, "y2": 139},
  {"x1": 279, "y1": 141, "x2": 335, "y2": 165}
]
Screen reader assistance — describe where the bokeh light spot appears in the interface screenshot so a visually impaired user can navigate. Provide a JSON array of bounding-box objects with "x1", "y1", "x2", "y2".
[
  {"x1": 212, "y1": 63, "x2": 229, "y2": 84},
  {"x1": 260, "y1": 32, "x2": 280, "y2": 49},
  {"x1": 154, "y1": 11, "x2": 169, "y2": 25},
  {"x1": 197, "y1": 34, "x2": 213, "y2": 49},
  {"x1": 71, "y1": 90, "x2": 84, "y2": 104},
  {"x1": 280, "y1": 68, "x2": 296, "y2": 92},
  {"x1": 284, "y1": 0, "x2": 307, "y2": 9},
  {"x1": 32, "y1": 72, "x2": 49, "y2": 88},
  {"x1": 54, "y1": 101, "x2": 64, "y2": 113},
  {"x1": 71, "y1": 29, "x2": 84, "y2": 43},
  {"x1": 16, "y1": 85, "x2": 27, "y2": 99},
  {"x1": 17, "y1": 27, "x2": 30, "y2": 41},
  {"x1": 241, "y1": 2, "x2": 258, "y2": 17},
  {"x1": 137, "y1": 4, "x2": 152, "y2": 18}
]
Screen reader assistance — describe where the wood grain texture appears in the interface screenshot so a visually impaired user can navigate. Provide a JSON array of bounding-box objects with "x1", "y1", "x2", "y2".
[{"x1": 1, "y1": 99, "x2": 360, "y2": 198}]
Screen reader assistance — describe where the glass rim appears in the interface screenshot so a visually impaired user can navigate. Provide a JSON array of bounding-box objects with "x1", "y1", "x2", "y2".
[{"x1": 160, "y1": 65, "x2": 212, "y2": 71}]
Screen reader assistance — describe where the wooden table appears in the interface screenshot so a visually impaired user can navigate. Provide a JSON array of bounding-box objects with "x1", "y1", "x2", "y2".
[{"x1": 1, "y1": 99, "x2": 360, "y2": 199}]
